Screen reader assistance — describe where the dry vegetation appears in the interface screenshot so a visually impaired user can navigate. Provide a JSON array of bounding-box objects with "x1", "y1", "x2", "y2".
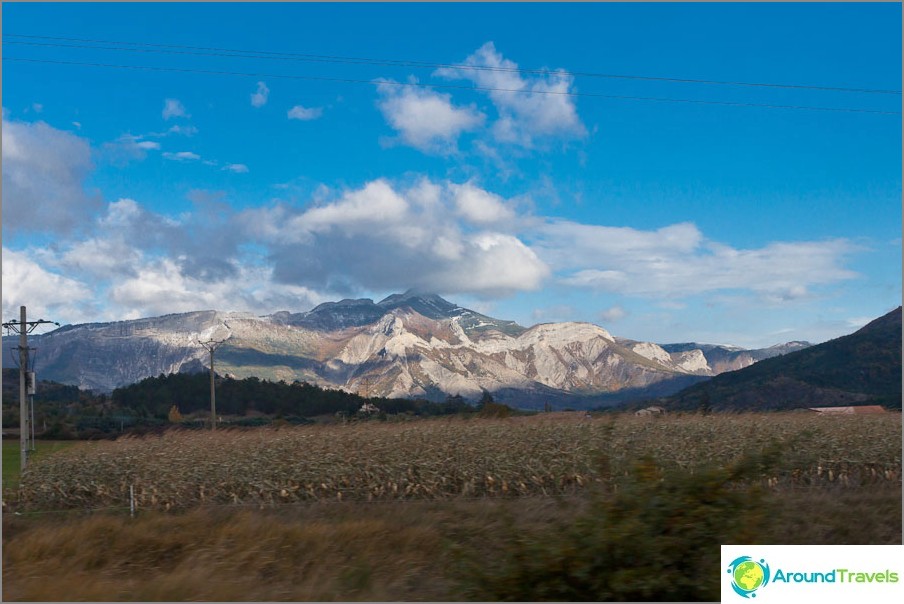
[
  {"x1": 11, "y1": 412, "x2": 901, "y2": 511},
  {"x1": 3, "y1": 412, "x2": 901, "y2": 601}
]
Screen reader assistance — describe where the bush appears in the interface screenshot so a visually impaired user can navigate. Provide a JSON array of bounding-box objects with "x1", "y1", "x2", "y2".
[
  {"x1": 42, "y1": 421, "x2": 76, "y2": 440},
  {"x1": 456, "y1": 446, "x2": 779, "y2": 601},
  {"x1": 477, "y1": 401, "x2": 513, "y2": 419}
]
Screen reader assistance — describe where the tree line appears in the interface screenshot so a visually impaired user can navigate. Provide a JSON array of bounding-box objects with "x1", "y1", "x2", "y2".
[{"x1": 3, "y1": 368, "x2": 517, "y2": 439}]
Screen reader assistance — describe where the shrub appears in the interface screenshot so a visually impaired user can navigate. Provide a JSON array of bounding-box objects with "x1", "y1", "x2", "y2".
[
  {"x1": 456, "y1": 446, "x2": 779, "y2": 601},
  {"x1": 477, "y1": 401, "x2": 513, "y2": 419}
]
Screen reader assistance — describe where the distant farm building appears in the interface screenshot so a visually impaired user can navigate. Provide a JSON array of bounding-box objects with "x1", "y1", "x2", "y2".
[
  {"x1": 358, "y1": 402, "x2": 380, "y2": 415},
  {"x1": 635, "y1": 406, "x2": 666, "y2": 417},
  {"x1": 808, "y1": 405, "x2": 886, "y2": 415}
]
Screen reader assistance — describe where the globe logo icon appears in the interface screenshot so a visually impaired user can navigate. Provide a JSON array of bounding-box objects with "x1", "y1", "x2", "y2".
[{"x1": 727, "y1": 556, "x2": 771, "y2": 598}]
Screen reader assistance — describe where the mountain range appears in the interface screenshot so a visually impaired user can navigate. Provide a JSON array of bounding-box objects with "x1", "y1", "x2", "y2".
[
  {"x1": 654, "y1": 306, "x2": 902, "y2": 412},
  {"x1": 2, "y1": 291, "x2": 814, "y2": 409}
]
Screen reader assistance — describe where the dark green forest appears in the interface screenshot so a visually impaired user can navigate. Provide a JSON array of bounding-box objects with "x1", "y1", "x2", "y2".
[{"x1": 2, "y1": 368, "x2": 487, "y2": 439}]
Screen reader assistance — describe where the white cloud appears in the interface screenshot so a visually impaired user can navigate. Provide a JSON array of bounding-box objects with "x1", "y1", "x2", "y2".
[
  {"x1": 450, "y1": 181, "x2": 515, "y2": 224},
  {"x1": 538, "y1": 219, "x2": 859, "y2": 301},
  {"x1": 224, "y1": 163, "x2": 249, "y2": 173},
  {"x1": 167, "y1": 124, "x2": 198, "y2": 136},
  {"x1": 245, "y1": 177, "x2": 549, "y2": 297},
  {"x1": 108, "y1": 257, "x2": 327, "y2": 319},
  {"x1": 100, "y1": 134, "x2": 163, "y2": 166},
  {"x1": 423, "y1": 232, "x2": 548, "y2": 295},
  {"x1": 291, "y1": 179, "x2": 409, "y2": 235},
  {"x1": 109, "y1": 257, "x2": 227, "y2": 315},
  {"x1": 251, "y1": 81, "x2": 270, "y2": 108},
  {"x1": 598, "y1": 306, "x2": 628, "y2": 323},
  {"x1": 162, "y1": 98, "x2": 189, "y2": 120},
  {"x1": 59, "y1": 236, "x2": 143, "y2": 278},
  {"x1": 162, "y1": 151, "x2": 201, "y2": 162},
  {"x1": 1, "y1": 163, "x2": 865, "y2": 329},
  {"x1": 436, "y1": 42, "x2": 586, "y2": 148},
  {"x1": 100, "y1": 198, "x2": 143, "y2": 228},
  {"x1": 288, "y1": 105, "x2": 323, "y2": 120},
  {"x1": 376, "y1": 80, "x2": 484, "y2": 154},
  {"x1": 1, "y1": 247, "x2": 95, "y2": 324},
  {"x1": 1, "y1": 117, "x2": 100, "y2": 233}
]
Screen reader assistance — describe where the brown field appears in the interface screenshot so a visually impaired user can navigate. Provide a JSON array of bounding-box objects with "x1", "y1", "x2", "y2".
[{"x1": 3, "y1": 412, "x2": 901, "y2": 601}]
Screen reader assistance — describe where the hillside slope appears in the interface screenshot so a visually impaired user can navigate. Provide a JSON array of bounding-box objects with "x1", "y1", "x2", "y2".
[{"x1": 658, "y1": 307, "x2": 902, "y2": 411}]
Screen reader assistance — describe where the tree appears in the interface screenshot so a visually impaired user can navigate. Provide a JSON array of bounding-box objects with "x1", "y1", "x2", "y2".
[
  {"x1": 477, "y1": 389, "x2": 495, "y2": 410},
  {"x1": 168, "y1": 404, "x2": 184, "y2": 423}
]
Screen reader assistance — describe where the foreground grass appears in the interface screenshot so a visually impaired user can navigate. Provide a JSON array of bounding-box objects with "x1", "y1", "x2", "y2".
[
  {"x1": 3, "y1": 413, "x2": 901, "y2": 600},
  {"x1": 2, "y1": 440, "x2": 75, "y2": 492},
  {"x1": 3, "y1": 484, "x2": 900, "y2": 601}
]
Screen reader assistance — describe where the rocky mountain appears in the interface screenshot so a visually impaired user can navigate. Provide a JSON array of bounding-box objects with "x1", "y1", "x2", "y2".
[
  {"x1": 1, "y1": 292, "x2": 811, "y2": 410},
  {"x1": 658, "y1": 341, "x2": 812, "y2": 373},
  {"x1": 656, "y1": 307, "x2": 902, "y2": 412}
]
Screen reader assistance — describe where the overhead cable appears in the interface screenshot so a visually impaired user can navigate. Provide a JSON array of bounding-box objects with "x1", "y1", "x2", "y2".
[
  {"x1": 4, "y1": 33, "x2": 901, "y2": 96},
  {"x1": 3, "y1": 56, "x2": 900, "y2": 116}
]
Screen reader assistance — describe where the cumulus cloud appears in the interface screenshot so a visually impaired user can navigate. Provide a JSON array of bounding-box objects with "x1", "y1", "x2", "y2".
[
  {"x1": 1, "y1": 154, "x2": 864, "y2": 328},
  {"x1": 244, "y1": 178, "x2": 549, "y2": 296},
  {"x1": 598, "y1": 305, "x2": 628, "y2": 323},
  {"x1": 58, "y1": 235, "x2": 144, "y2": 278},
  {"x1": 376, "y1": 80, "x2": 484, "y2": 154},
  {"x1": 450, "y1": 181, "x2": 515, "y2": 224},
  {"x1": 166, "y1": 124, "x2": 198, "y2": 136},
  {"x1": 1, "y1": 117, "x2": 101, "y2": 233},
  {"x1": 536, "y1": 219, "x2": 859, "y2": 301},
  {"x1": 6, "y1": 194, "x2": 300, "y2": 323},
  {"x1": 162, "y1": 151, "x2": 201, "y2": 162},
  {"x1": 108, "y1": 258, "x2": 328, "y2": 319},
  {"x1": 224, "y1": 163, "x2": 249, "y2": 173},
  {"x1": 288, "y1": 105, "x2": 323, "y2": 120},
  {"x1": 251, "y1": 81, "x2": 270, "y2": 107},
  {"x1": 100, "y1": 133, "x2": 161, "y2": 165},
  {"x1": 1, "y1": 247, "x2": 96, "y2": 324},
  {"x1": 162, "y1": 98, "x2": 189, "y2": 120},
  {"x1": 435, "y1": 42, "x2": 586, "y2": 148}
]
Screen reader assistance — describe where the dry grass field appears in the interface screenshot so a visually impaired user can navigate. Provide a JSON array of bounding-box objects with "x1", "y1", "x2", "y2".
[{"x1": 3, "y1": 412, "x2": 901, "y2": 601}]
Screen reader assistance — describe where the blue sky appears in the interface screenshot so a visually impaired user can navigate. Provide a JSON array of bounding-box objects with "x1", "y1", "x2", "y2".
[{"x1": 2, "y1": 2, "x2": 901, "y2": 348}]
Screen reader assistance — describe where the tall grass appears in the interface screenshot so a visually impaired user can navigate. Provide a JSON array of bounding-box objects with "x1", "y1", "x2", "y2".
[
  {"x1": 2, "y1": 440, "x2": 75, "y2": 491},
  {"x1": 3, "y1": 413, "x2": 900, "y2": 601},
  {"x1": 12, "y1": 413, "x2": 901, "y2": 511}
]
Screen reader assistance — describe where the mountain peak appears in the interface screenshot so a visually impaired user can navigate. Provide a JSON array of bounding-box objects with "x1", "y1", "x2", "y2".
[
  {"x1": 377, "y1": 291, "x2": 463, "y2": 319},
  {"x1": 378, "y1": 290, "x2": 451, "y2": 306}
]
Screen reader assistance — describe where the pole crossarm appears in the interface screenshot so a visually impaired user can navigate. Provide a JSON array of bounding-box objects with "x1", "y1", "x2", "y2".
[
  {"x1": 197, "y1": 338, "x2": 227, "y2": 354},
  {"x1": 197, "y1": 325, "x2": 230, "y2": 431},
  {"x1": 2, "y1": 318, "x2": 59, "y2": 335},
  {"x1": 6, "y1": 307, "x2": 58, "y2": 472}
]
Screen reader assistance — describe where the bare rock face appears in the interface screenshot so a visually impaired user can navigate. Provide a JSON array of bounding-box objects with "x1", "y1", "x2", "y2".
[{"x1": 3, "y1": 293, "x2": 809, "y2": 405}]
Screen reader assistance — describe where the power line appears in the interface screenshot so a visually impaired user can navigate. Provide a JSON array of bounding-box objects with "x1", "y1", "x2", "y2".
[
  {"x1": 4, "y1": 56, "x2": 900, "y2": 116},
  {"x1": 4, "y1": 33, "x2": 901, "y2": 96}
]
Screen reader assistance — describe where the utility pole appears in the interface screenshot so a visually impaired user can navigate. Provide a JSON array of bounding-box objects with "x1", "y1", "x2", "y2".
[
  {"x1": 198, "y1": 325, "x2": 229, "y2": 431},
  {"x1": 3, "y1": 306, "x2": 58, "y2": 471}
]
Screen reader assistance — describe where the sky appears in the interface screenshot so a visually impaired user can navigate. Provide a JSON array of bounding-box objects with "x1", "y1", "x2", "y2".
[{"x1": 1, "y1": 2, "x2": 901, "y2": 349}]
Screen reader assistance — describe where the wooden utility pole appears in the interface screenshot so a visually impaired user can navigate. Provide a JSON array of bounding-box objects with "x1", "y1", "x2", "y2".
[
  {"x1": 198, "y1": 337, "x2": 226, "y2": 431},
  {"x1": 18, "y1": 307, "x2": 26, "y2": 470},
  {"x1": 3, "y1": 306, "x2": 58, "y2": 471}
]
